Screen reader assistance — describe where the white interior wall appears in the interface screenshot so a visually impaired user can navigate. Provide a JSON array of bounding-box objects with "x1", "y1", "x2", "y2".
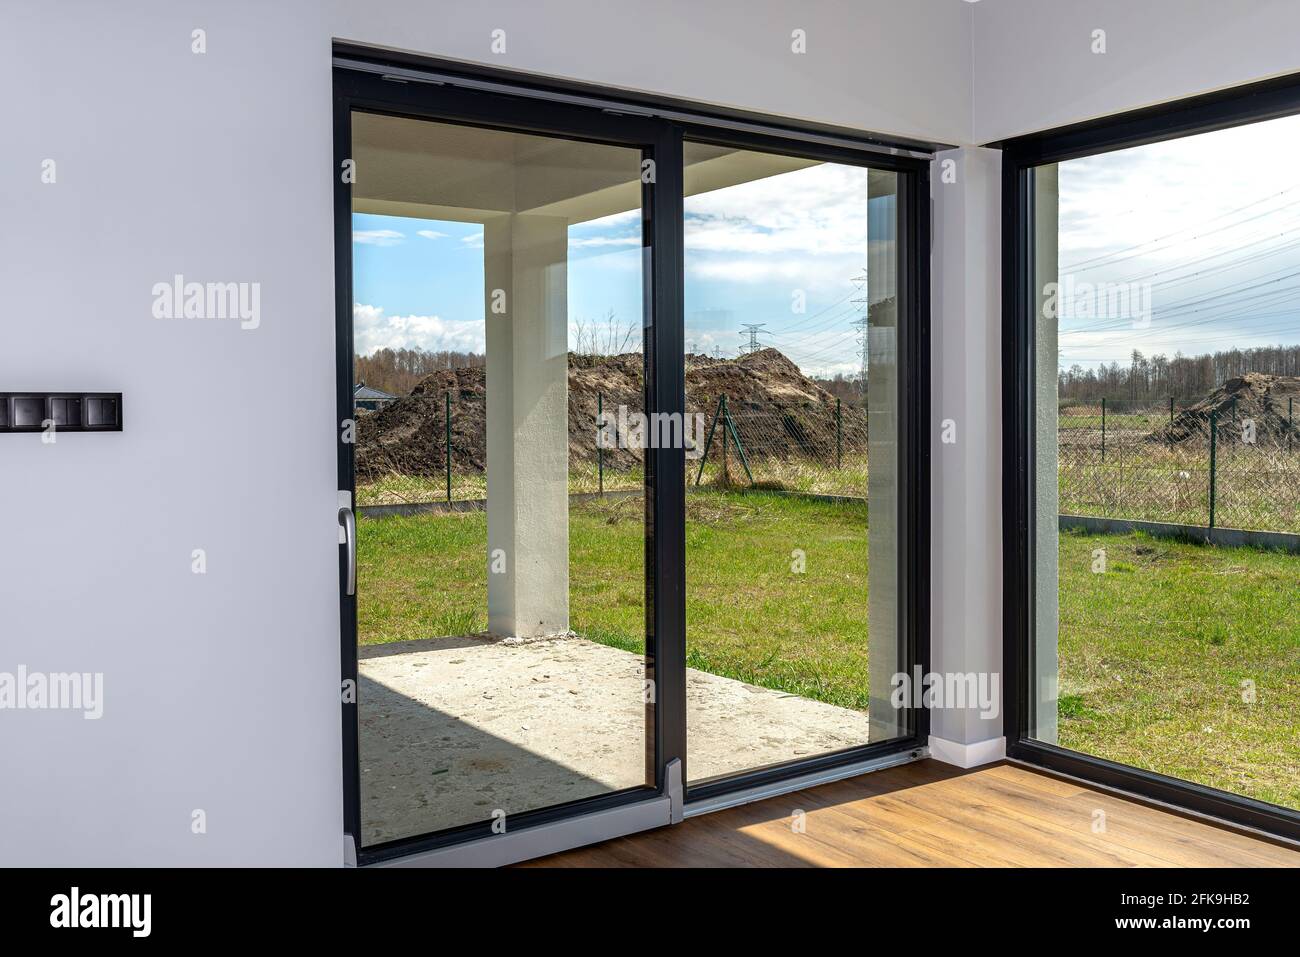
[
  {"x1": 332, "y1": 0, "x2": 975, "y2": 145},
  {"x1": 0, "y1": 0, "x2": 971, "y2": 867},
  {"x1": 6, "y1": 0, "x2": 1299, "y2": 866},
  {"x1": 972, "y1": 0, "x2": 1300, "y2": 143}
]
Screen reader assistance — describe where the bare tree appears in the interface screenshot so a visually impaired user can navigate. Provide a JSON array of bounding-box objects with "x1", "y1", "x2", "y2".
[{"x1": 570, "y1": 309, "x2": 640, "y2": 355}]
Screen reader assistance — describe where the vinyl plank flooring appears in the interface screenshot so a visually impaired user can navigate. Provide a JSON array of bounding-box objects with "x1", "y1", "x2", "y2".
[{"x1": 521, "y1": 760, "x2": 1300, "y2": 868}]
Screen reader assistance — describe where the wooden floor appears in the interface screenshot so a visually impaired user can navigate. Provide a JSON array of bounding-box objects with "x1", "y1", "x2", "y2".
[{"x1": 522, "y1": 760, "x2": 1300, "y2": 867}]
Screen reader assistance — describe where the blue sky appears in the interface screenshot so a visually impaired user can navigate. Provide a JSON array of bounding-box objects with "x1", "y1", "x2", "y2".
[
  {"x1": 1057, "y1": 111, "x2": 1300, "y2": 371},
  {"x1": 353, "y1": 161, "x2": 896, "y2": 380}
]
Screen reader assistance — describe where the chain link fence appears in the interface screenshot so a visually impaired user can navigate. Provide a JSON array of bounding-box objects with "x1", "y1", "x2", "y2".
[
  {"x1": 1059, "y1": 395, "x2": 1300, "y2": 533},
  {"x1": 354, "y1": 392, "x2": 488, "y2": 505},
  {"x1": 355, "y1": 386, "x2": 1300, "y2": 534},
  {"x1": 354, "y1": 388, "x2": 871, "y2": 507},
  {"x1": 690, "y1": 397, "x2": 868, "y2": 496}
]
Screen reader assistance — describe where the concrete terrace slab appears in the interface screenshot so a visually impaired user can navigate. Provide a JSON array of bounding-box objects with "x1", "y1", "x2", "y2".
[{"x1": 358, "y1": 634, "x2": 875, "y2": 846}]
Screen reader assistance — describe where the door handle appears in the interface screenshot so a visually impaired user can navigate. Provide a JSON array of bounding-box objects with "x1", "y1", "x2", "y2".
[{"x1": 339, "y1": 505, "x2": 356, "y2": 596}]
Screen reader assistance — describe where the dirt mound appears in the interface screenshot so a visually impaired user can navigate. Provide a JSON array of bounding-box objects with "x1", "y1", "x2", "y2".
[
  {"x1": 1149, "y1": 372, "x2": 1300, "y2": 445},
  {"x1": 356, "y1": 347, "x2": 864, "y2": 481},
  {"x1": 688, "y1": 348, "x2": 828, "y2": 409},
  {"x1": 687, "y1": 348, "x2": 865, "y2": 461},
  {"x1": 355, "y1": 366, "x2": 486, "y2": 481}
]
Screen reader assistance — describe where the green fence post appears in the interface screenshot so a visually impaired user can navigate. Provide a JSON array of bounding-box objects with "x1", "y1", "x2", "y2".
[
  {"x1": 1100, "y1": 397, "x2": 1106, "y2": 463},
  {"x1": 835, "y1": 397, "x2": 842, "y2": 471},
  {"x1": 694, "y1": 394, "x2": 725, "y2": 486},
  {"x1": 444, "y1": 391, "x2": 452, "y2": 504},
  {"x1": 1208, "y1": 409, "x2": 1217, "y2": 529},
  {"x1": 721, "y1": 396, "x2": 755, "y2": 486},
  {"x1": 1289, "y1": 396, "x2": 1294, "y2": 451},
  {"x1": 721, "y1": 398, "x2": 729, "y2": 485},
  {"x1": 597, "y1": 392, "x2": 604, "y2": 496},
  {"x1": 1168, "y1": 396, "x2": 1174, "y2": 451}
]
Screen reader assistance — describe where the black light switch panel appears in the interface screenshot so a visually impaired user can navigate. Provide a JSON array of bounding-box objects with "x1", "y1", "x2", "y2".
[{"x1": 0, "y1": 393, "x2": 122, "y2": 433}]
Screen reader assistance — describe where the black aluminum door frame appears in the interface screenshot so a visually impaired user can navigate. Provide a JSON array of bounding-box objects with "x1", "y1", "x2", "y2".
[
  {"x1": 334, "y1": 68, "x2": 679, "y2": 865},
  {"x1": 673, "y1": 125, "x2": 932, "y2": 805},
  {"x1": 995, "y1": 71, "x2": 1300, "y2": 843},
  {"x1": 333, "y1": 54, "x2": 932, "y2": 864}
]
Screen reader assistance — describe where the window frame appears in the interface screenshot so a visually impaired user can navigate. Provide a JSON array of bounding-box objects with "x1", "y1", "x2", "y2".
[{"x1": 997, "y1": 72, "x2": 1300, "y2": 843}]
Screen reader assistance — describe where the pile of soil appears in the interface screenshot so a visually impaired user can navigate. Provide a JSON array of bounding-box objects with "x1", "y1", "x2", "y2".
[
  {"x1": 1148, "y1": 373, "x2": 1300, "y2": 445},
  {"x1": 685, "y1": 349, "x2": 867, "y2": 461},
  {"x1": 355, "y1": 347, "x2": 865, "y2": 481},
  {"x1": 355, "y1": 367, "x2": 486, "y2": 481}
]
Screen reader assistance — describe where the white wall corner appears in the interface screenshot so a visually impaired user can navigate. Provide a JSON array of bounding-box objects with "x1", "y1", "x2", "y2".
[{"x1": 928, "y1": 735, "x2": 1006, "y2": 770}]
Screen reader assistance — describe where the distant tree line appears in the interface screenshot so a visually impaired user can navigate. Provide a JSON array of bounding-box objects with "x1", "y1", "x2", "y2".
[
  {"x1": 355, "y1": 311, "x2": 640, "y2": 398},
  {"x1": 355, "y1": 347, "x2": 484, "y2": 397},
  {"x1": 810, "y1": 372, "x2": 864, "y2": 405},
  {"x1": 1059, "y1": 344, "x2": 1300, "y2": 403}
]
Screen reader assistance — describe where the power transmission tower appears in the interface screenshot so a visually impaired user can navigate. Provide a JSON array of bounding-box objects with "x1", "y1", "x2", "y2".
[
  {"x1": 850, "y1": 268, "x2": 870, "y2": 392},
  {"x1": 851, "y1": 316, "x2": 869, "y2": 391},
  {"x1": 739, "y1": 323, "x2": 766, "y2": 355},
  {"x1": 849, "y1": 269, "x2": 869, "y2": 312}
]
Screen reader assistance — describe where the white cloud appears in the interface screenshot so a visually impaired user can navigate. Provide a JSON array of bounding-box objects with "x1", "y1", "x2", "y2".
[
  {"x1": 683, "y1": 162, "x2": 879, "y2": 285},
  {"x1": 569, "y1": 235, "x2": 641, "y2": 248},
  {"x1": 353, "y1": 229, "x2": 405, "y2": 247},
  {"x1": 689, "y1": 252, "x2": 862, "y2": 286},
  {"x1": 1056, "y1": 112, "x2": 1300, "y2": 366},
  {"x1": 353, "y1": 303, "x2": 484, "y2": 356},
  {"x1": 416, "y1": 229, "x2": 449, "y2": 240},
  {"x1": 460, "y1": 232, "x2": 484, "y2": 249}
]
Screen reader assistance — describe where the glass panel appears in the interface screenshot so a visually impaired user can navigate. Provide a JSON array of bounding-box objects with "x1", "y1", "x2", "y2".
[
  {"x1": 1030, "y1": 113, "x2": 1300, "y2": 810},
  {"x1": 350, "y1": 112, "x2": 651, "y2": 845},
  {"x1": 681, "y1": 142, "x2": 903, "y2": 784}
]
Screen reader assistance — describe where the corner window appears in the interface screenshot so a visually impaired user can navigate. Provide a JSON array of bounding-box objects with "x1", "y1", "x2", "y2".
[{"x1": 1008, "y1": 101, "x2": 1300, "y2": 837}]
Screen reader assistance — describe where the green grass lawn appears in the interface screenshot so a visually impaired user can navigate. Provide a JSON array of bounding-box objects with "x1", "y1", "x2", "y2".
[
  {"x1": 356, "y1": 491, "x2": 1300, "y2": 810},
  {"x1": 682, "y1": 492, "x2": 870, "y2": 709},
  {"x1": 358, "y1": 489, "x2": 873, "y2": 709},
  {"x1": 356, "y1": 464, "x2": 642, "y2": 506},
  {"x1": 1056, "y1": 528, "x2": 1300, "y2": 809},
  {"x1": 357, "y1": 455, "x2": 869, "y2": 506}
]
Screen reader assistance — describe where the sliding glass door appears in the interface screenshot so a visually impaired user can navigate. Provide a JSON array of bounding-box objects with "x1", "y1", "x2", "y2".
[
  {"x1": 336, "y1": 86, "x2": 667, "y2": 859},
  {"x1": 335, "y1": 60, "x2": 930, "y2": 862}
]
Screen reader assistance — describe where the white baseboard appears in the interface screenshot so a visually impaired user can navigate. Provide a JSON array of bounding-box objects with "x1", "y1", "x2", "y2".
[{"x1": 928, "y1": 735, "x2": 1006, "y2": 769}]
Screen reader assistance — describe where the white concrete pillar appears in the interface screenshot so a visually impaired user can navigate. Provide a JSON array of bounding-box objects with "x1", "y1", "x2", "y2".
[
  {"x1": 927, "y1": 147, "x2": 1007, "y2": 767},
  {"x1": 484, "y1": 213, "x2": 570, "y2": 639}
]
